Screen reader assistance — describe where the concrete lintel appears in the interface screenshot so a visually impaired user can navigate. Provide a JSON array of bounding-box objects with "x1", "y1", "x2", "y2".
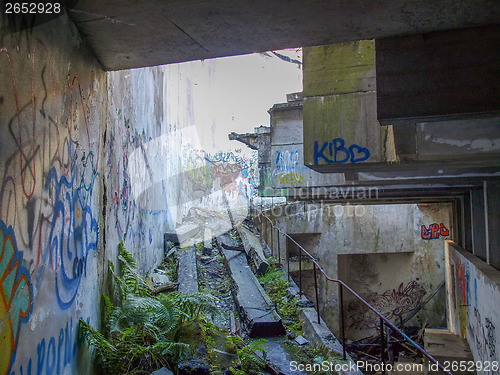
[
  {"x1": 178, "y1": 246, "x2": 199, "y2": 294},
  {"x1": 164, "y1": 223, "x2": 200, "y2": 245}
]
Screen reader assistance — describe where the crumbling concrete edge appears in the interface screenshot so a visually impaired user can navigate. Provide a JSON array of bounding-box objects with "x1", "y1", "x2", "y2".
[{"x1": 285, "y1": 275, "x2": 364, "y2": 375}]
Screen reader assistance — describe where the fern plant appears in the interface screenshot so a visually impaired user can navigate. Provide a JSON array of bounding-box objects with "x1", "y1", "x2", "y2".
[
  {"x1": 227, "y1": 336, "x2": 268, "y2": 375},
  {"x1": 80, "y1": 242, "x2": 221, "y2": 375}
]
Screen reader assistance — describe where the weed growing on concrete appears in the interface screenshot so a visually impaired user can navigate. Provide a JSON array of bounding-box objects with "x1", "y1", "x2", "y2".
[
  {"x1": 80, "y1": 242, "x2": 220, "y2": 375},
  {"x1": 227, "y1": 336, "x2": 268, "y2": 375},
  {"x1": 257, "y1": 262, "x2": 303, "y2": 334}
]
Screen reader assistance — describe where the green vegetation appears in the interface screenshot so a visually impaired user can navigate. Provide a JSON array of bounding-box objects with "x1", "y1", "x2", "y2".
[
  {"x1": 257, "y1": 260, "x2": 303, "y2": 334},
  {"x1": 158, "y1": 244, "x2": 179, "y2": 282},
  {"x1": 80, "y1": 242, "x2": 221, "y2": 375},
  {"x1": 227, "y1": 336, "x2": 268, "y2": 375}
]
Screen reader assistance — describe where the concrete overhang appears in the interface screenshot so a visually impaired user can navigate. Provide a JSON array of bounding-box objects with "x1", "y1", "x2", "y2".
[{"x1": 67, "y1": 0, "x2": 499, "y2": 70}]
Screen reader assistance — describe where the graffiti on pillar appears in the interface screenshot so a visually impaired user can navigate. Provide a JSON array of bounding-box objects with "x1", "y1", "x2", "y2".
[
  {"x1": 207, "y1": 150, "x2": 258, "y2": 197},
  {"x1": 0, "y1": 220, "x2": 32, "y2": 375},
  {"x1": 273, "y1": 150, "x2": 306, "y2": 185},
  {"x1": 421, "y1": 223, "x2": 449, "y2": 240},
  {"x1": 105, "y1": 110, "x2": 150, "y2": 245},
  {"x1": 314, "y1": 138, "x2": 370, "y2": 165},
  {"x1": 348, "y1": 280, "x2": 426, "y2": 330},
  {"x1": 276, "y1": 172, "x2": 305, "y2": 185},
  {"x1": 454, "y1": 257, "x2": 470, "y2": 338}
]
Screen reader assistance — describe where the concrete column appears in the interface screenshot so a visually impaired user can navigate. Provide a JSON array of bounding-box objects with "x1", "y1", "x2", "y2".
[
  {"x1": 485, "y1": 181, "x2": 500, "y2": 270},
  {"x1": 470, "y1": 189, "x2": 487, "y2": 261}
]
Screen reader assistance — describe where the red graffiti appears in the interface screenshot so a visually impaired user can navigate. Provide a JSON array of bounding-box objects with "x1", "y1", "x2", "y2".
[{"x1": 421, "y1": 223, "x2": 450, "y2": 240}]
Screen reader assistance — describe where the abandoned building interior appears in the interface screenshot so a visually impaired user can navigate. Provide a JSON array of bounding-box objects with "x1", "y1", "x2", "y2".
[{"x1": 0, "y1": 1, "x2": 499, "y2": 374}]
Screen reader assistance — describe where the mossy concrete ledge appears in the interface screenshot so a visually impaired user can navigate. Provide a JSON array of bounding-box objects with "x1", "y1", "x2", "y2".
[{"x1": 300, "y1": 307, "x2": 364, "y2": 375}]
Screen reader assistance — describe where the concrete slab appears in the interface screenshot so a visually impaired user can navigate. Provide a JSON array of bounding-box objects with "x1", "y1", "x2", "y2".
[
  {"x1": 218, "y1": 233, "x2": 286, "y2": 338},
  {"x1": 164, "y1": 223, "x2": 200, "y2": 245},
  {"x1": 260, "y1": 337, "x2": 308, "y2": 375},
  {"x1": 423, "y1": 328, "x2": 474, "y2": 375},
  {"x1": 237, "y1": 225, "x2": 269, "y2": 275},
  {"x1": 178, "y1": 246, "x2": 199, "y2": 294}
]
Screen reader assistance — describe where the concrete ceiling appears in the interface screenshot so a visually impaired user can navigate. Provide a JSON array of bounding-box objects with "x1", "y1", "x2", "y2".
[{"x1": 68, "y1": 0, "x2": 499, "y2": 70}]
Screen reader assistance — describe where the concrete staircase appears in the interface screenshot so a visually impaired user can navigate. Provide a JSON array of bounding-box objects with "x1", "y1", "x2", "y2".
[{"x1": 423, "y1": 328, "x2": 475, "y2": 375}]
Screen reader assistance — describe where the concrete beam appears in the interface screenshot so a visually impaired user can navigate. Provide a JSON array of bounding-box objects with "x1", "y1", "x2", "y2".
[
  {"x1": 376, "y1": 25, "x2": 500, "y2": 125},
  {"x1": 66, "y1": 1, "x2": 499, "y2": 70}
]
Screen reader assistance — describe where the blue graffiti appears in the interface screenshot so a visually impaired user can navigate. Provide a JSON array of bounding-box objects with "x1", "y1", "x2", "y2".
[
  {"x1": 314, "y1": 138, "x2": 370, "y2": 164},
  {"x1": 275, "y1": 150, "x2": 299, "y2": 171},
  {"x1": 40, "y1": 146, "x2": 98, "y2": 310},
  {"x1": 15, "y1": 316, "x2": 88, "y2": 375}
]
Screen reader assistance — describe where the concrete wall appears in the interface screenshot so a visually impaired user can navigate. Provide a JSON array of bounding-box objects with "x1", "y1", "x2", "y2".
[
  {"x1": 302, "y1": 41, "x2": 397, "y2": 173},
  {"x1": 268, "y1": 100, "x2": 344, "y2": 193},
  {"x1": 0, "y1": 15, "x2": 105, "y2": 375},
  {"x1": 445, "y1": 242, "x2": 500, "y2": 372},
  {"x1": 261, "y1": 202, "x2": 452, "y2": 339},
  {"x1": 0, "y1": 14, "x2": 257, "y2": 375}
]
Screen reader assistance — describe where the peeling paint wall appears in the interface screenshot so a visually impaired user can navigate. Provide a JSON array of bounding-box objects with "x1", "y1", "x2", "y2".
[
  {"x1": 446, "y1": 242, "x2": 500, "y2": 372},
  {"x1": 261, "y1": 202, "x2": 452, "y2": 339},
  {"x1": 0, "y1": 15, "x2": 105, "y2": 375}
]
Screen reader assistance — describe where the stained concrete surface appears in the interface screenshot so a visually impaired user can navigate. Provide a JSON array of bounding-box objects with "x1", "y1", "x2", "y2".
[{"x1": 67, "y1": 1, "x2": 499, "y2": 69}]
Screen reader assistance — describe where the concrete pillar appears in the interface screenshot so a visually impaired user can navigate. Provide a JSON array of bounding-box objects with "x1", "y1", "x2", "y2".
[
  {"x1": 470, "y1": 189, "x2": 487, "y2": 261},
  {"x1": 485, "y1": 181, "x2": 500, "y2": 270}
]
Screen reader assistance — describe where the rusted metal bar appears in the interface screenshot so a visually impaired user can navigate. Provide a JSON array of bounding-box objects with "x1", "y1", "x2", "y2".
[
  {"x1": 299, "y1": 245, "x2": 302, "y2": 296},
  {"x1": 380, "y1": 318, "x2": 385, "y2": 373},
  {"x1": 313, "y1": 264, "x2": 320, "y2": 324},
  {"x1": 340, "y1": 283, "x2": 346, "y2": 360}
]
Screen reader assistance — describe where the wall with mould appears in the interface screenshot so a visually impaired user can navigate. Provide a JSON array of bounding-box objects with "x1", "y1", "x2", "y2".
[
  {"x1": 0, "y1": 14, "x2": 105, "y2": 375},
  {"x1": 260, "y1": 202, "x2": 452, "y2": 340},
  {"x1": 445, "y1": 242, "x2": 500, "y2": 370}
]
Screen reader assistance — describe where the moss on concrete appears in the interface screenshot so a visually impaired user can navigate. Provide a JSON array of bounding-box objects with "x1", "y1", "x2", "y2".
[{"x1": 303, "y1": 41, "x2": 375, "y2": 97}]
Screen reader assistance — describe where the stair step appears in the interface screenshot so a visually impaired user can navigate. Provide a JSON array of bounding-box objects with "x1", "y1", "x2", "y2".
[{"x1": 423, "y1": 328, "x2": 474, "y2": 375}]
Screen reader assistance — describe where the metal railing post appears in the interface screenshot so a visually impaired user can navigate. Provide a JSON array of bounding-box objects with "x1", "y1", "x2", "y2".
[
  {"x1": 339, "y1": 283, "x2": 346, "y2": 360},
  {"x1": 277, "y1": 227, "x2": 280, "y2": 264},
  {"x1": 270, "y1": 219, "x2": 273, "y2": 252},
  {"x1": 313, "y1": 264, "x2": 320, "y2": 324},
  {"x1": 299, "y1": 245, "x2": 302, "y2": 296},
  {"x1": 380, "y1": 317, "x2": 385, "y2": 373}
]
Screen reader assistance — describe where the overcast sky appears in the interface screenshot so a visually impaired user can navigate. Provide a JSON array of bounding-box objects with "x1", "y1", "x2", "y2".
[{"x1": 165, "y1": 49, "x2": 303, "y2": 155}]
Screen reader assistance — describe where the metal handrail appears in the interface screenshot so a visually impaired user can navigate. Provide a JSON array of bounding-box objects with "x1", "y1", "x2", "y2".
[{"x1": 260, "y1": 212, "x2": 452, "y2": 375}]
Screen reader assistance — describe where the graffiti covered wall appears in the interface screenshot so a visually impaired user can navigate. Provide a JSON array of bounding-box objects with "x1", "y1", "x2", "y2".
[
  {"x1": 260, "y1": 202, "x2": 452, "y2": 339},
  {"x1": 446, "y1": 242, "x2": 500, "y2": 373},
  {"x1": 0, "y1": 14, "x2": 105, "y2": 375}
]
